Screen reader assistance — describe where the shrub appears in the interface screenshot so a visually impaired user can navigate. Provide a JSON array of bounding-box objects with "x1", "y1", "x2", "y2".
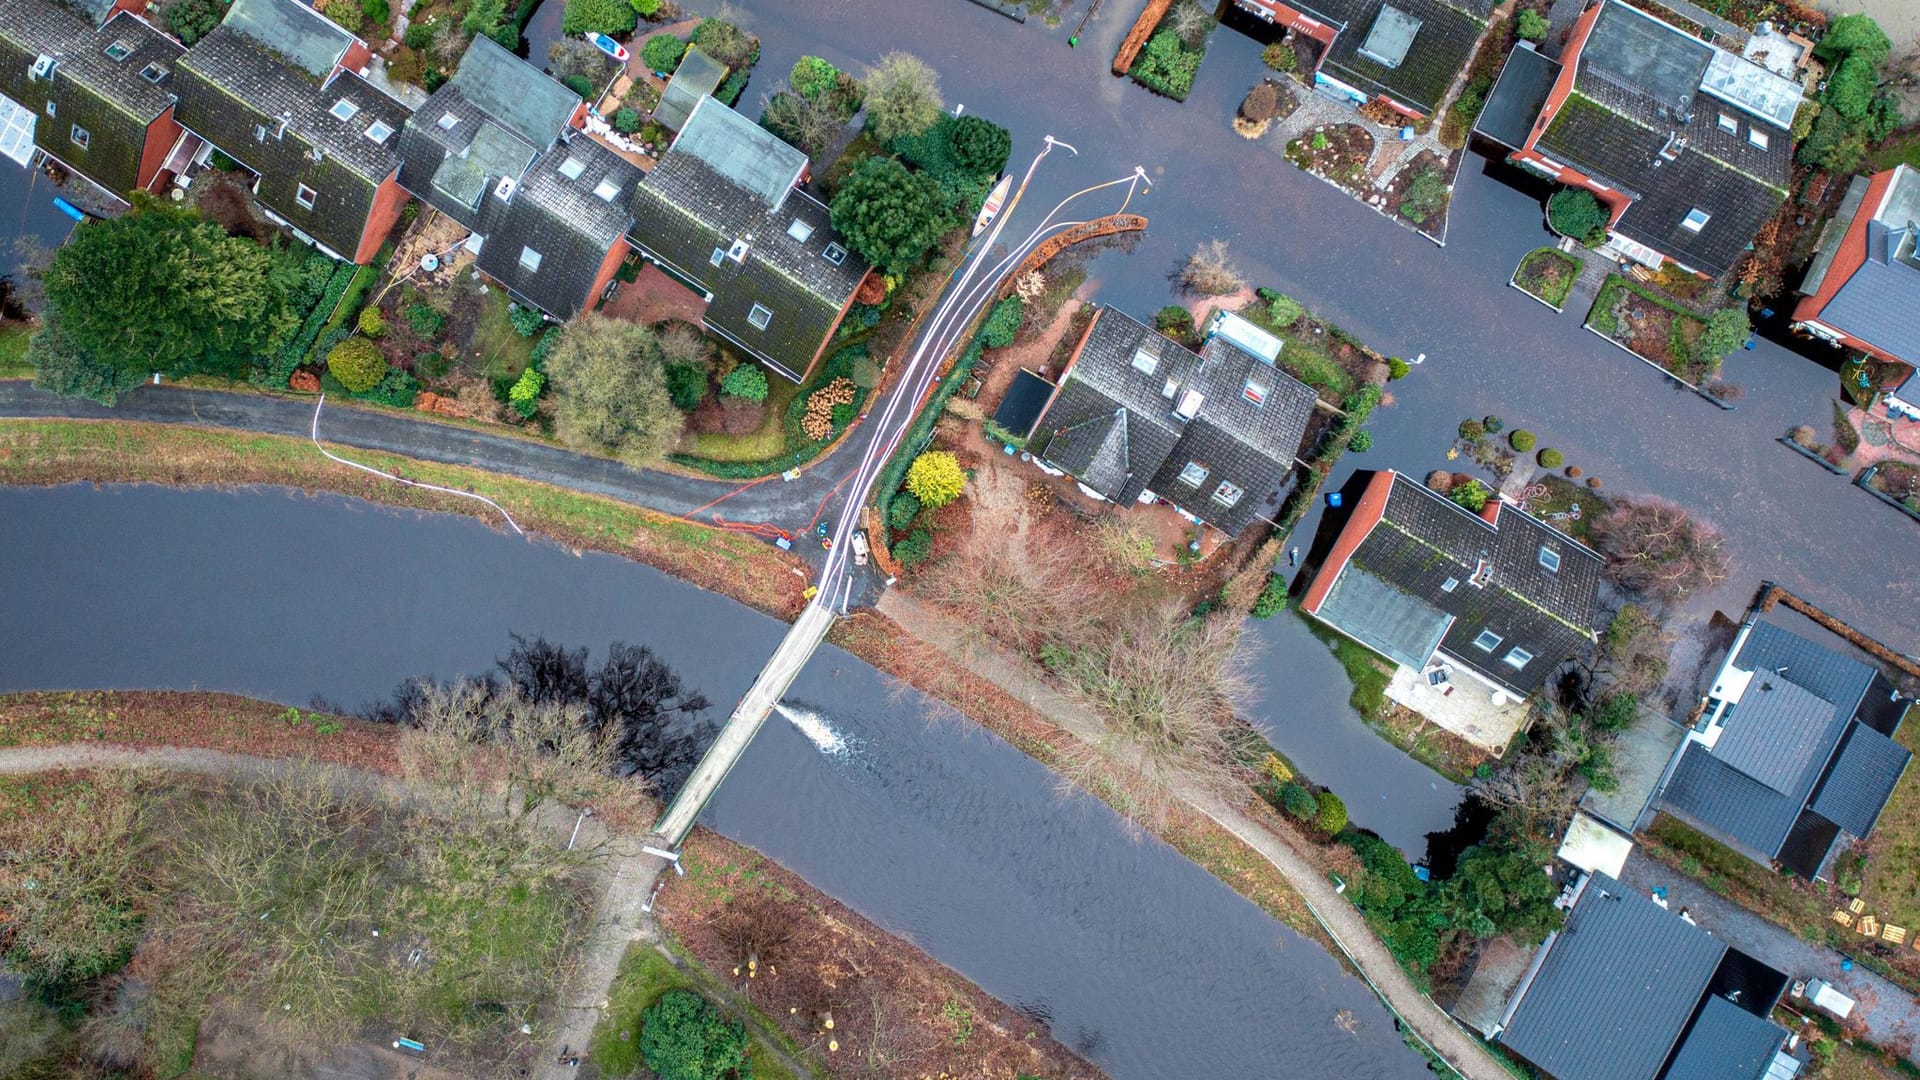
[
  {"x1": 1315, "y1": 790, "x2": 1348, "y2": 833},
  {"x1": 1386, "y1": 357, "x2": 1410, "y2": 380},
  {"x1": 691, "y1": 18, "x2": 755, "y2": 68},
  {"x1": 641, "y1": 33, "x2": 685, "y2": 73},
  {"x1": 405, "y1": 303, "x2": 445, "y2": 338},
  {"x1": 887, "y1": 490, "x2": 923, "y2": 530},
  {"x1": 791, "y1": 55, "x2": 839, "y2": 100},
  {"x1": 980, "y1": 296, "x2": 1023, "y2": 348},
  {"x1": 1509, "y1": 429, "x2": 1536, "y2": 452},
  {"x1": 906, "y1": 450, "x2": 966, "y2": 508},
  {"x1": 664, "y1": 363, "x2": 706, "y2": 411},
  {"x1": 1261, "y1": 42, "x2": 1296, "y2": 73},
  {"x1": 1816, "y1": 13, "x2": 1892, "y2": 66},
  {"x1": 1129, "y1": 29, "x2": 1203, "y2": 101},
  {"x1": 509, "y1": 366, "x2": 545, "y2": 419},
  {"x1": 509, "y1": 304, "x2": 546, "y2": 337},
  {"x1": 1242, "y1": 82, "x2": 1280, "y2": 122},
  {"x1": 163, "y1": 0, "x2": 224, "y2": 44},
  {"x1": 1266, "y1": 293, "x2": 1303, "y2": 328},
  {"x1": 1156, "y1": 305, "x2": 1195, "y2": 338},
  {"x1": 1450, "y1": 479, "x2": 1490, "y2": 511},
  {"x1": 613, "y1": 107, "x2": 642, "y2": 134},
  {"x1": 1699, "y1": 307, "x2": 1750, "y2": 361},
  {"x1": 1251, "y1": 573, "x2": 1287, "y2": 618},
  {"x1": 1279, "y1": 782, "x2": 1316, "y2": 820},
  {"x1": 326, "y1": 337, "x2": 388, "y2": 392},
  {"x1": 1547, "y1": 189, "x2": 1608, "y2": 243},
  {"x1": 894, "y1": 527, "x2": 934, "y2": 567},
  {"x1": 1397, "y1": 168, "x2": 1449, "y2": 226},
  {"x1": 561, "y1": 73, "x2": 591, "y2": 98},
  {"x1": 640, "y1": 990, "x2": 750, "y2": 1080},
  {"x1": 947, "y1": 114, "x2": 1012, "y2": 174},
  {"x1": 561, "y1": 0, "x2": 635, "y2": 35},
  {"x1": 1797, "y1": 106, "x2": 1869, "y2": 173},
  {"x1": 1482, "y1": 415, "x2": 1503, "y2": 434},
  {"x1": 1458, "y1": 418, "x2": 1485, "y2": 441},
  {"x1": 1516, "y1": 9, "x2": 1548, "y2": 41},
  {"x1": 1350, "y1": 430, "x2": 1373, "y2": 452},
  {"x1": 719, "y1": 364, "x2": 769, "y2": 402},
  {"x1": 1537, "y1": 447, "x2": 1564, "y2": 469},
  {"x1": 631, "y1": 0, "x2": 658, "y2": 14},
  {"x1": 829, "y1": 155, "x2": 951, "y2": 275}
]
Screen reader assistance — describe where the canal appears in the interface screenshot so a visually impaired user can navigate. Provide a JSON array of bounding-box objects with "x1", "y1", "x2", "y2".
[{"x1": 0, "y1": 484, "x2": 1435, "y2": 1080}]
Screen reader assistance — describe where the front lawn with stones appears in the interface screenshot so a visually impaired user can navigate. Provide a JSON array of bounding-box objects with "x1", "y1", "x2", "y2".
[
  {"x1": 1382, "y1": 151, "x2": 1452, "y2": 229},
  {"x1": 1286, "y1": 124, "x2": 1375, "y2": 194},
  {"x1": 1512, "y1": 248, "x2": 1581, "y2": 310}
]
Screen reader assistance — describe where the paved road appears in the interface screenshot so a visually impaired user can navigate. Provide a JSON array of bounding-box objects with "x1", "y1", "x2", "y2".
[{"x1": 1620, "y1": 848, "x2": 1920, "y2": 1064}]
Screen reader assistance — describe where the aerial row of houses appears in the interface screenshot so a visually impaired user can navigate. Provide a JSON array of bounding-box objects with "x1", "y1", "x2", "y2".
[{"x1": 0, "y1": 0, "x2": 870, "y2": 381}]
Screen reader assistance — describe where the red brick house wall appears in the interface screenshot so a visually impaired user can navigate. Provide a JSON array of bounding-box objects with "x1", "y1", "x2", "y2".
[
  {"x1": 352, "y1": 171, "x2": 409, "y2": 265},
  {"x1": 136, "y1": 104, "x2": 182, "y2": 191}
]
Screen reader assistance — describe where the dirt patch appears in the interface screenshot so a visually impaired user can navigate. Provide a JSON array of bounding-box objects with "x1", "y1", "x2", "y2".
[
  {"x1": 1286, "y1": 124, "x2": 1375, "y2": 193},
  {"x1": 0, "y1": 690, "x2": 399, "y2": 772},
  {"x1": 193, "y1": 1004, "x2": 476, "y2": 1080},
  {"x1": 1381, "y1": 148, "x2": 1454, "y2": 228}
]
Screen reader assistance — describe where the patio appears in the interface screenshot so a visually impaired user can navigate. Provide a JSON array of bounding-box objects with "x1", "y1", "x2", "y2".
[{"x1": 1384, "y1": 663, "x2": 1531, "y2": 753}]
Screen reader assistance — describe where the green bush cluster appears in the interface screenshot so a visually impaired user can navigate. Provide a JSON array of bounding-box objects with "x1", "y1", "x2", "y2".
[
  {"x1": 1349, "y1": 430, "x2": 1373, "y2": 452},
  {"x1": 562, "y1": 0, "x2": 635, "y2": 35},
  {"x1": 1509, "y1": 429, "x2": 1536, "y2": 452},
  {"x1": 1547, "y1": 189, "x2": 1608, "y2": 245},
  {"x1": 1315, "y1": 790, "x2": 1348, "y2": 833},
  {"x1": 665, "y1": 363, "x2": 706, "y2": 411},
  {"x1": 641, "y1": 33, "x2": 685, "y2": 73},
  {"x1": 614, "y1": 107, "x2": 642, "y2": 134},
  {"x1": 719, "y1": 364, "x2": 769, "y2": 402},
  {"x1": 1130, "y1": 28, "x2": 1207, "y2": 101},
  {"x1": 1260, "y1": 289, "x2": 1303, "y2": 328},
  {"x1": 669, "y1": 345, "x2": 873, "y2": 478},
  {"x1": 261, "y1": 257, "x2": 359, "y2": 387},
  {"x1": 509, "y1": 304, "x2": 546, "y2": 337},
  {"x1": 1156, "y1": 305, "x2": 1195, "y2": 338},
  {"x1": 889, "y1": 114, "x2": 1009, "y2": 217},
  {"x1": 508, "y1": 365, "x2": 546, "y2": 419},
  {"x1": 894, "y1": 527, "x2": 934, "y2": 566},
  {"x1": 692, "y1": 18, "x2": 757, "y2": 68},
  {"x1": 405, "y1": 303, "x2": 445, "y2": 339},
  {"x1": 1800, "y1": 15, "x2": 1897, "y2": 173},
  {"x1": 1279, "y1": 782, "x2": 1316, "y2": 820},
  {"x1": 979, "y1": 296, "x2": 1024, "y2": 349},
  {"x1": 1536, "y1": 447, "x2": 1563, "y2": 469},
  {"x1": 887, "y1": 490, "x2": 923, "y2": 530},
  {"x1": 1386, "y1": 357, "x2": 1410, "y2": 380},
  {"x1": 791, "y1": 55, "x2": 840, "y2": 100},
  {"x1": 1516, "y1": 9, "x2": 1548, "y2": 40},
  {"x1": 1397, "y1": 168, "x2": 1449, "y2": 226},
  {"x1": 1251, "y1": 573, "x2": 1287, "y2": 618},
  {"x1": 639, "y1": 990, "x2": 750, "y2": 1080},
  {"x1": 1261, "y1": 42, "x2": 1296, "y2": 73},
  {"x1": 326, "y1": 337, "x2": 388, "y2": 393},
  {"x1": 356, "y1": 306, "x2": 386, "y2": 338},
  {"x1": 1449, "y1": 479, "x2": 1490, "y2": 511}
]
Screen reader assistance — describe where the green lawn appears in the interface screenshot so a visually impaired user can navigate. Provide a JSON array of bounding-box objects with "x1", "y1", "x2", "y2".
[
  {"x1": 0, "y1": 320, "x2": 33, "y2": 378},
  {"x1": 685, "y1": 374, "x2": 804, "y2": 462},
  {"x1": 1856, "y1": 708, "x2": 1920, "y2": 932},
  {"x1": 1277, "y1": 336, "x2": 1356, "y2": 400},
  {"x1": 1869, "y1": 132, "x2": 1920, "y2": 173},
  {"x1": 1296, "y1": 609, "x2": 1390, "y2": 718},
  {"x1": 591, "y1": 943, "x2": 813, "y2": 1080},
  {"x1": 472, "y1": 290, "x2": 539, "y2": 382}
]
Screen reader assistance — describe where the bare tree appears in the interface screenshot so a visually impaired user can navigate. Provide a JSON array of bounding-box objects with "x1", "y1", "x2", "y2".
[
  {"x1": 910, "y1": 510, "x2": 1099, "y2": 654},
  {"x1": 1181, "y1": 239, "x2": 1244, "y2": 296},
  {"x1": 862, "y1": 52, "x2": 943, "y2": 144},
  {"x1": 761, "y1": 83, "x2": 850, "y2": 160},
  {"x1": 1165, "y1": 0, "x2": 1214, "y2": 48},
  {"x1": 1592, "y1": 497, "x2": 1730, "y2": 602},
  {"x1": 656, "y1": 319, "x2": 715, "y2": 372}
]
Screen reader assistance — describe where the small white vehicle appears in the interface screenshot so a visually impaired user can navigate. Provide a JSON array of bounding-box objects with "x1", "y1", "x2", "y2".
[{"x1": 850, "y1": 530, "x2": 870, "y2": 566}]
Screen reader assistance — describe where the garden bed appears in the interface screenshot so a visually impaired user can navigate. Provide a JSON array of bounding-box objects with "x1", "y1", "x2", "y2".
[
  {"x1": 1126, "y1": 1, "x2": 1214, "y2": 102},
  {"x1": 1382, "y1": 150, "x2": 1453, "y2": 232},
  {"x1": 1584, "y1": 274, "x2": 1729, "y2": 390},
  {"x1": 1510, "y1": 247, "x2": 1581, "y2": 311},
  {"x1": 1286, "y1": 124, "x2": 1375, "y2": 193},
  {"x1": 669, "y1": 342, "x2": 877, "y2": 479},
  {"x1": 1859, "y1": 462, "x2": 1920, "y2": 523}
]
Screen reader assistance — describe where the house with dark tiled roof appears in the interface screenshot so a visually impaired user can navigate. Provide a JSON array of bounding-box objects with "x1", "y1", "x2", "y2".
[
  {"x1": 626, "y1": 95, "x2": 869, "y2": 382},
  {"x1": 1301, "y1": 470, "x2": 1601, "y2": 704},
  {"x1": 172, "y1": 0, "x2": 408, "y2": 263},
  {"x1": 1793, "y1": 165, "x2": 1920, "y2": 402},
  {"x1": 1655, "y1": 616, "x2": 1911, "y2": 880},
  {"x1": 1482, "y1": 0, "x2": 1798, "y2": 278},
  {"x1": 1031, "y1": 307, "x2": 1318, "y2": 538},
  {"x1": 1494, "y1": 872, "x2": 1797, "y2": 1080},
  {"x1": 1230, "y1": 0, "x2": 1490, "y2": 119},
  {"x1": 0, "y1": 0, "x2": 184, "y2": 197},
  {"x1": 397, "y1": 36, "x2": 638, "y2": 319}
]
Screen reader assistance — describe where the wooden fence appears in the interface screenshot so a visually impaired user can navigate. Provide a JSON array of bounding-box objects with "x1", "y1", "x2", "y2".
[{"x1": 1111, "y1": 0, "x2": 1174, "y2": 75}]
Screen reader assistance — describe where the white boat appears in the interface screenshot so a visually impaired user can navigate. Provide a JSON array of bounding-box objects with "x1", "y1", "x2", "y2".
[{"x1": 972, "y1": 174, "x2": 1011, "y2": 237}]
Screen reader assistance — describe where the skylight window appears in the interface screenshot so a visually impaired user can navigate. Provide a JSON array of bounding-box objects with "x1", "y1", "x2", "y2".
[
  {"x1": 437, "y1": 112, "x2": 459, "y2": 130},
  {"x1": 1242, "y1": 376, "x2": 1267, "y2": 406},
  {"x1": 558, "y1": 156, "x2": 587, "y2": 180},
  {"x1": 103, "y1": 41, "x2": 133, "y2": 62},
  {"x1": 748, "y1": 303, "x2": 773, "y2": 330},
  {"x1": 1504, "y1": 647, "x2": 1534, "y2": 669},
  {"x1": 139, "y1": 63, "x2": 165, "y2": 83},
  {"x1": 822, "y1": 242, "x2": 845, "y2": 265},
  {"x1": 1681, "y1": 207, "x2": 1710, "y2": 233},
  {"x1": 1747, "y1": 129, "x2": 1769, "y2": 150},
  {"x1": 1716, "y1": 113, "x2": 1737, "y2": 134},
  {"x1": 329, "y1": 98, "x2": 360, "y2": 122},
  {"x1": 593, "y1": 178, "x2": 619, "y2": 202},
  {"x1": 295, "y1": 183, "x2": 317, "y2": 209},
  {"x1": 787, "y1": 218, "x2": 814, "y2": 242},
  {"x1": 710, "y1": 247, "x2": 726, "y2": 267},
  {"x1": 519, "y1": 246, "x2": 542, "y2": 271},
  {"x1": 1212, "y1": 480, "x2": 1244, "y2": 507},
  {"x1": 1538, "y1": 546, "x2": 1561, "y2": 572},
  {"x1": 69, "y1": 124, "x2": 88, "y2": 150},
  {"x1": 1473, "y1": 629, "x2": 1503, "y2": 652},
  {"x1": 1441, "y1": 577, "x2": 1459, "y2": 593},
  {"x1": 1130, "y1": 347, "x2": 1157, "y2": 375},
  {"x1": 364, "y1": 119, "x2": 394, "y2": 143},
  {"x1": 1178, "y1": 461, "x2": 1208, "y2": 486}
]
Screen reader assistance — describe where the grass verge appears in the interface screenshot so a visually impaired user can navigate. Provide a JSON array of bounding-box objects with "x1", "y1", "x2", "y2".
[
  {"x1": 0, "y1": 321, "x2": 30, "y2": 379},
  {"x1": 593, "y1": 943, "x2": 812, "y2": 1080},
  {"x1": 684, "y1": 375, "x2": 804, "y2": 462},
  {"x1": 0, "y1": 420, "x2": 807, "y2": 619},
  {"x1": 1855, "y1": 715, "x2": 1920, "y2": 936}
]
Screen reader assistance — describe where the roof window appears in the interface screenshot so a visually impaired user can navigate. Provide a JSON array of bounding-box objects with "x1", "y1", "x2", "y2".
[
  {"x1": 1538, "y1": 546, "x2": 1561, "y2": 572},
  {"x1": 1173, "y1": 389, "x2": 1203, "y2": 421},
  {"x1": 1681, "y1": 207, "x2": 1710, "y2": 232},
  {"x1": 787, "y1": 218, "x2": 814, "y2": 242},
  {"x1": 69, "y1": 124, "x2": 88, "y2": 150},
  {"x1": 1242, "y1": 375, "x2": 1267, "y2": 406},
  {"x1": 710, "y1": 247, "x2": 725, "y2": 267},
  {"x1": 364, "y1": 119, "x2": 394, "y2": 143},
  {"x1": 748, "y1": 303, "x2": 773, "y2": 330},
  {"x1": 1440, "y1": 576, "x2": 1459, "y2": 593},
  {"x1": 1473, "y1": 629, "x2": 1503, "y2": 652},
  {"x1": 519, "y1": 246, "x2": 542, "y2": 271},
  {"x1": 1504, "y1": 647, "x2": 1535, "y2": 670},
  {"x1": 437, "y1": 112, "x2": 459, "y2": 130},
  {"x1": 1716, "y1": 113, "x2": 1737, "y2": 134},
  {"x1": 558, "y1": 155, "x2": 587, "y2": 180},
  {"x1": 329, "y1": 98, "x2": 360, "y2": 122},
  {"x1": 822, "y1": 242, "x2": 845, "y2": 265},
  {"x1": 1747, "y1": 129, "x2": 1769, "y2": 150},
  {"x1": 139, "y1": 62, "x2": 165, "y2": 83},
  {"x1": 593, "y1": 178, "x2": 619, "y2": 202},
  {"x1": 1212, "y1": 480, "x2": 1244, "y2": 507},
  {"x1": 1178, "y1": 461, "x2": 1208, "y2": 486},
  {"x1": 295, "y1": 182, "x2": 317, "y2": 209},
  {"x1": 103, "y1": 40, "x2": 134, "y2": 62},
  {"x1": 1130, "y1": 346, "x2": 1157, "y2": 375}
]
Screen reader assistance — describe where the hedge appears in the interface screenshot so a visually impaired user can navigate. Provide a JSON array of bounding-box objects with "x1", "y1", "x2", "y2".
[
  {"x1": 259, "y1": 260, "x2": 360, "y2": 386},
  {"x1": 873, "y1": 334, "x2": 983, "y2": 532},
  {"x1": 667, "y1": 344, "x2": 873, "y2": 478}
]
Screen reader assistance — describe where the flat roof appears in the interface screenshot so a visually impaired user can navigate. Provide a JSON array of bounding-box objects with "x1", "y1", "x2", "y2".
[
  {"x1": 1358, "y1": 5, "x2": 1422, "y2": 69},
  {"x1": 1556, "y1": 812, "x2": 1633, "y2": 878}
]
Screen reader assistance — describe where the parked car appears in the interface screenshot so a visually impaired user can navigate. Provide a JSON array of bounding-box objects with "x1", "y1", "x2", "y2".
[{"x1": 851, "y1": 530, "x2": 870, "y2": 566}]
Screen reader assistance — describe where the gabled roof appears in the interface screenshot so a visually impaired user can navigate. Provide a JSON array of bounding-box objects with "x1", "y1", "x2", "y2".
[
  {"x1": 1809, "y1": 723, "x2": 1911, "y2": 837},
  {"x1": 1803, "y1": 166, "x2": 1920, "y2": 366},
  {"x1": 223, "y1": 0, "x2": 352, "y2": 79},
  {"x1": 1035, "y1": 308, "x2": 1188, "y2": 504},
  {"x1": 1304, "y1": 471, "x2": 1601, "y2": 695},
  {"x1": 1712, "y1": 676, "x2": 1846, "y2": 794},
  {"x1": 1662, "y1": 995, "x2": 1793, "y2": 1080},
  {"x1": 626, "y1": 98, "x2": 867, "y2": 380},
  {"x1": 1663, "y1": 744, "x2": 1805, "y2": 858},
  {"x1": 0, "y1": 3, "x2": 182, "y2": 195},
  {"x1": 1296, "y1": 0, "x2": 1488, "y2": 115},
  {"x1": 1498, "y1": 873, "x2": 1728, "y2": 1080},
  {"x1": 473, "y1": 136, "x2": 640, "y2": 318},
  {"x1": 443, "y1": 35, "x2": 577, "y2": 151},
  {"x1": 1535, "y1": 0, "x2": 1795, "y2": 277}
]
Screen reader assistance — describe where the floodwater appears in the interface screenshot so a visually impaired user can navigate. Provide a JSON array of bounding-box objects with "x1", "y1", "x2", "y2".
[
  {"x1": 0, "y1": 484, "x2": 1433, "y2": 1080},
  {"x1": 0, "y1": 162, "x2": 75, "y2": 293}
]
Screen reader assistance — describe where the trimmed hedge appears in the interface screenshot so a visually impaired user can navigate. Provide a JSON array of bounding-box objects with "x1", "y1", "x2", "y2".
[{"x1": 259, "y1": 260, "x2": 360, "y2": 387}]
